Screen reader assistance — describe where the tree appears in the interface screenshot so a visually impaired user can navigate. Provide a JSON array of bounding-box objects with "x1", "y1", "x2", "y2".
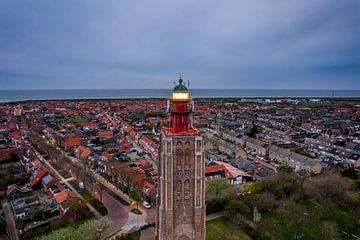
[
  {"x1": 206, "y1": 179, "x2": 237, "y2": 214},
  {"x1": 38, "y1": 217, "x2": 110, "y2": 240},
  {"x1": 341, "y1": 167, "x2": 359, "y2": 180},
  {"x1": 224, "y1": 199, "x2": 244, "y2": 219},
  {"x1": 253, "y1": 192, "x2": 278, "y2": 213},
  {"x1": 247, "y1": 125, "x2": 261, "y2": 137},
  {"x1": 303, "y1": 172, "x2": 352, "y2": 205},
  {"x1": 66, "y1": 199, "x2": 86, "y2": 220},
  {"x1": 277, "y1": 165, "x2": 294, "y2": 173},
  {"x1": 95, "y1": 176, "x2": 106, "y2": 202}
]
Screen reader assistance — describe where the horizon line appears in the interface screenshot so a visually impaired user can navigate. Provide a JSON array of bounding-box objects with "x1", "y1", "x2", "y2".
[{"x1": 1, "y1": 88, "x2": 360, "y2": 91}]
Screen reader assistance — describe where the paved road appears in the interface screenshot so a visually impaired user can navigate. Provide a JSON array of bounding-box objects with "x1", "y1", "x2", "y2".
[
  {"x1": 206, "y1": 211, "x2": 224, "y2": 221},
  {"x1": 140, "y1": 227, "x2": 156, "y2": 240},
  {"x1": 1, "y1": 201, "x2": 19, "y2": 240},
  {"x1": 101, "y1": 190, "x2": 130, "y2": 239}
]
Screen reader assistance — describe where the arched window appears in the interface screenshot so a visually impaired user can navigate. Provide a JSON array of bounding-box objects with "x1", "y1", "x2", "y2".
[
  {"x1": 176, "y1": 165, "x2": 182, "y2": 177},
  {"x1": 184, "y1": 179, "x2": 190, "y2": 200},
  {"x1": 176, "y1": 141, "x2": 183, "y2": 177},
  {"x1": 185, "y1": 164, "x2": 190, "y2": 176},
  {"x1": 176, "y1": 180, "x2": 182, "y2": 206}
]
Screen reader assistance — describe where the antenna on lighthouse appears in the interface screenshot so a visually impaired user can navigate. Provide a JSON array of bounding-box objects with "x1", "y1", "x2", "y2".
[{"x1": 187, "y1": 80, "x2": 190, "y2": 89}]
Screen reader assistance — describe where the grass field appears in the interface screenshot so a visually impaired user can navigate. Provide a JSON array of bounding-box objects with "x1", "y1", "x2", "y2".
[{"x1": 206, "y1": 218, "x2": 251, "y2": 240}]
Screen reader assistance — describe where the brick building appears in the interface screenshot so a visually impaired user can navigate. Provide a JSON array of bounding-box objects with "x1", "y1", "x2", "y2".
[{"x1": 156, "y1": 79, "x2": 205, "y2": 240}]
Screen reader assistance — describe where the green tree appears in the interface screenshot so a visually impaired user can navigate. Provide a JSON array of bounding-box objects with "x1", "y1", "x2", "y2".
[
  {"x1": 206, "y1": 179, "x2": 237, "y2": 214},
  {"x1": 38, "y1": 217, "x2": 110, "y2": 240},
  {"x1": 277, "y1": 165, "x2": 294, "y2": 173}
]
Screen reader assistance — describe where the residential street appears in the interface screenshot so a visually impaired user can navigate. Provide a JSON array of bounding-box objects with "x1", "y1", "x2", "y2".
[{"x1": 1, "y1": 201, "x2": 19, "y2": 240}]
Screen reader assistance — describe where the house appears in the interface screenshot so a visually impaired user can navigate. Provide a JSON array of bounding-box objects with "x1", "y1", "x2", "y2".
[
  {"x1": 64, "y1": 138, "x2": 81, "y2": 152},
  {"x1": 205, "y1": 164, "x2": 226, "y2": 181},
  {"x1": 235, "y1": 149, "x2": 247, "y2": 158},
  {"x1": 137, "y1": 179, "x2": 156, "y2": 202},
  {"x1": 45, "y1": 188, "x2": 81, "y2": 218},
  {"x1": 26, "y1": 158, "x2": 42, "y2": 172},
  {"x1": 269, "y1": 146, "x2": 323, "y2": 174},
  {"x1": 211, "y1": 161, "x2": 254, "y2": 184},
  {"x1": 119, "y1": 138, "x2": 131, "y2": 153},
  {"x1": 204, "y1": 141, "x2": 214, "y2": 151},
  {"x1": 219, "y1": 142, "x2": 237, "y2": 156},
  {"x1": 246, "y1": 138, "x2": 270, "y2": 156},
  {"x1": 138, "y1": 159, "x2": 153, "y2": 171},
  {"x1": 42, "y1": 173, "x2": 57, "y2": 190},
  {"x1": 98, "y1": 130, "x2": 113, "y2": 140},
  {"x1": 75, "y1": 146, "x2": 92, "y2": 160},
  {"x1": 6, "y1": 184, "x2": 32, "y2": 201},
  {"x1": 31, "y1": 166, "x2": 56, "y2": 190},
  {"x1": 11, "y1": 198, "x2": 31, "y2": 219},
  {"x1": 285, "y1": 130, "x2": 305, "y2": 142}
]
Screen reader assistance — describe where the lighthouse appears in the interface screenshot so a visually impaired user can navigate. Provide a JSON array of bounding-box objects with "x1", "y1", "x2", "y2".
[{"x1": 156, "y1": 78, "x2": 205, "y2": 240}]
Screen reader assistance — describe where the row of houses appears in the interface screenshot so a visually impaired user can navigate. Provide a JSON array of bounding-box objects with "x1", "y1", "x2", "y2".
[
  {"x1": 122, "y1": 123, "x2": 159, "y2": 160},
  {"x1": 245, "y1": 138, "x2": 323, "y2": 174}
]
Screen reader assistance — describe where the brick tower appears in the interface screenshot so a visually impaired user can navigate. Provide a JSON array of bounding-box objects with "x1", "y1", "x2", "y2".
[{"x1": 156, "y1": 78, "x2": 205, "y2": 240}]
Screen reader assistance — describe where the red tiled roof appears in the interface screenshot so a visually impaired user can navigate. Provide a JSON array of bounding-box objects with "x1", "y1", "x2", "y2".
[
  {"x1": 75, "y1": 146, "x2": 91, "y2": 159},
  {"x1": 137, "y1": 179, "x2": 156, "y2": 196},
  {"x1": 79, "y1": 122, "x2": 97, "y2": 128},
  {"x1": 31, "y1": 166, "x2": 55, "y2": 186},
  {"x1": 65, "y1": 138, "x2": 80, "y2": 147},
  {"x1": 98, "y1": 130, "x2": 113, "y2": 138},
  {"x1": 214, "y1": 161, "x2": 252, "y2": 179},
  {"x1": 205, "y1": 165, "x2": 224, "y2": 174},
  {"x1": 6, "y1": 184, "x2": 22, "y2": 196},
  {"x1": 32, "y1": 159, "x2": 41, "y2": 167},
  {"x1": 54, "y1": 189, "x2": 76, "y2": 204}
]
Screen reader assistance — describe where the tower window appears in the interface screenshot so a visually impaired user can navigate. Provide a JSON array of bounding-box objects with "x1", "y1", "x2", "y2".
[
  {"x1": 185, "y1": 165, "x2": 190, "y2": 175},
  {"x1": 176, "y1": 200, "x2": 182, "y2": 207},
  {"x1": 184, "y1": 191, "x2": 189, "y2": 199}
]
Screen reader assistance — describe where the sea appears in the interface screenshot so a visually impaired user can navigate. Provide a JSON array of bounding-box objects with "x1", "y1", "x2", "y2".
[{"x1": 0, "y1": 89, "x2": 359, "y2": 103}]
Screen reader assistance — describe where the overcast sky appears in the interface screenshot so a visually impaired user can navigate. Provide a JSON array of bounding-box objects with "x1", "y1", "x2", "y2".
[{"x1": 0, "y1": 0, "x2": 359, "y2": 89}]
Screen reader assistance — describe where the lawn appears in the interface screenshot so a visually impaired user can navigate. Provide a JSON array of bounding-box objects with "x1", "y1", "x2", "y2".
[
  {"x1": 68, "y1": 180, "x2": 108, "y2": 216},
  {"x1": 105, "y1": 189, "x2": 130, "y2": 206},
  {"x1": 57, "y1": 169, "x2": 72, "y2": 179},
  {"x1": 206, "y1": 218, "x2": 251, "y2": 240},
  {"x1": 78, "y1": 189, "x2": 108, "y2": 216}
]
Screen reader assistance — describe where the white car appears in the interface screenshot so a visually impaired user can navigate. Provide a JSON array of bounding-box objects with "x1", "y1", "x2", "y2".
[{"x1": 143, "y1": 201, "x2": 152, "y2": 209}]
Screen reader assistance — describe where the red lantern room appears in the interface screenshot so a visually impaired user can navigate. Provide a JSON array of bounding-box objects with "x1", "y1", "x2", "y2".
[{"x1": 164, "y1": 78, "x2": 199, "y2": 135}]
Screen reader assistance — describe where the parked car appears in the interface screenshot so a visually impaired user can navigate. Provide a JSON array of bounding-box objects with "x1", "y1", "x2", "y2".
[{"x1": 143, "y1": 201, "x2": 152, "y2": 209}]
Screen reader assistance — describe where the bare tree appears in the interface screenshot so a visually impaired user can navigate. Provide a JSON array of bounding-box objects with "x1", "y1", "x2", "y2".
[{"x1": 95, "y1": 176, "x2": 106, "y2": 202}]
